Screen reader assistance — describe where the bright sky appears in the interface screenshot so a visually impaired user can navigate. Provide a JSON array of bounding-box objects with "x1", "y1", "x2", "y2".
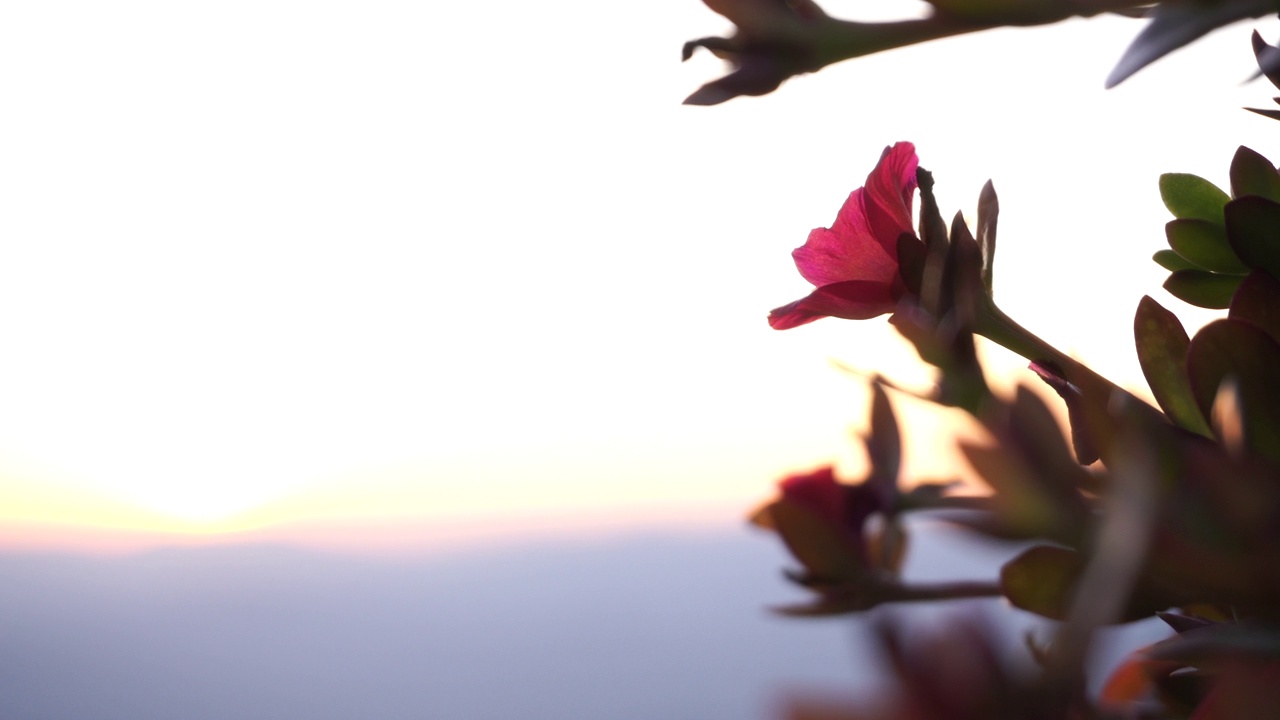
[{"x1": 0, "y1": 1, "x2": 1277, "y2": 552}]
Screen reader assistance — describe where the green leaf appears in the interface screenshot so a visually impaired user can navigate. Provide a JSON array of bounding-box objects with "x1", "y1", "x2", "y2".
[
  {"x1": 1001, "y1": 543, "x2": 1174, "y2": 623},
  {"x1": 1230, "y1": 145, "x2": 1280, "y2": 202},
  {"x1": 1134, "y1": 296, "x2": 1212, "y2": 436},
  {"x1": 1163, "y1": 270, "x2": 1241, "y2": 309},
  {"x1": 1159, "y1": 173, "x2": 1229, "y2": 224},
  {"x1": 1186, "y1": 319, "x2": 1280, "y2": 463},
  {"x1": 1165, "y1": 219, "x2": 1248, "y2": 274},
  {"x1": 1000, "y1": 545, "x2": 1083, "y2": 620},
  {"x1": 1228, "y1": 270, "x2": 1280, "y2": 344},
  {"x1": 1224, "y1": 196, "x2": 1280, "y2": 279},
  {"x1": 1153, "y1": 249, "x2": 1198, "y2": 272}
]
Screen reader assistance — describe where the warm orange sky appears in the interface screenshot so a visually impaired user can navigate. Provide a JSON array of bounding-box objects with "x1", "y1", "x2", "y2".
[{"x1": 0, "y1": 2, "x2": 1276, "y2": 552}]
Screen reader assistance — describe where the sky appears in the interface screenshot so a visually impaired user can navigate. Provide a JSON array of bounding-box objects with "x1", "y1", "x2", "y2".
[{"x1": 0, "y1": 1, "x2": 1278, "y2": 553}]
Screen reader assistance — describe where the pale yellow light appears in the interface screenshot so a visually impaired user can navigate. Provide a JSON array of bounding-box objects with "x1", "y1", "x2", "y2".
[{"x1": 0, "y1": 3, "x2": 1275, "y2": 555}]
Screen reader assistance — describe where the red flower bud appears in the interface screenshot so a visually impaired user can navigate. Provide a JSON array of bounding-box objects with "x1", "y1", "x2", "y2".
[{"x1": 753, "y1": 466, "x2": 884, "y2": 582}]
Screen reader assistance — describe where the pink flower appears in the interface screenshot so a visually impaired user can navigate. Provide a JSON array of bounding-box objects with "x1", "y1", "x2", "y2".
[{"x1": 768, "y1": 142, "x2": 919, "y2": 329}]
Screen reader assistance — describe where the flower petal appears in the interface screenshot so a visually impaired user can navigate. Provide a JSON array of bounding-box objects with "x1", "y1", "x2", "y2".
[
  {"x1": 791, "y1": 143, "x2": 917, "y2": 287},
  {"x1": 864, "y1": 142, "x2": 919, "y2": 256},
  {"x1": 768, "y1": 280, "x2": 897, "y2": 329},
  {"x1": 793, "y1": 189, "x2": 899, "y2": 287}
]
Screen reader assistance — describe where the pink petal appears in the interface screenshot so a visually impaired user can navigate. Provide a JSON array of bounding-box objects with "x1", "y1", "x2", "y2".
[
  {"x1": 768, "y1": 280, "x2": 898, "y2": 329},
  {"x1": 864, "y1": 142, "x2": 919, "y2": 256},
  {"x1": 793, "y1": 188, "x2": 899, "y2": 288},
  {"x1": 790, "y1": 143, "x2": 918, "y2": 288}
]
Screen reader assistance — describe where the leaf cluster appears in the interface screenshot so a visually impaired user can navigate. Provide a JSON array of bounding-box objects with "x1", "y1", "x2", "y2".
[
  {"x1": 679, "y1": 3, "x2": 1280, "y2": 718},
  {"x1": 753, "y1": 149, "x2": 1280, "y2": 719}
]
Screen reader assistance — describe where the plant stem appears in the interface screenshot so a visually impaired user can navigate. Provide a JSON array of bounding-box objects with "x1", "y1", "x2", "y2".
[
  {"x1": 891, "y1": 580, "x2": 1002, "y2": 603},
  {"x1": 972, "y1": 294, "x2": 1173, "y2": 464},
  {"x1": 813, "y1": 0, "x2": 1154, "y2": 68},
  {"x1": 975, "y1": 295, "x2": 1123, "y2": 402}
]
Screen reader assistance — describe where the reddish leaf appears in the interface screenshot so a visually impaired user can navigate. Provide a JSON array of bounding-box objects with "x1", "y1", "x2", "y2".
[
  {"x1": 1008, "y1": 384, "x2": 1097, "y2": 502},
  {"x1": 1189, "y1": 661, "x2": 1280, "y2": 720},
  {"x1": 1028, "y1": 361, "x2": 1099, "y2": 465},
  {"x1": 1228, "y1": 270, "x2": 1280, "y2": 344},
  {"x1": 976, "y1": 180, "x2": 998, "y2": 295},
  {"x1": 753, "y1": 496, "x2": 865, "y2": 583},
  {"x1": 959, "y1": 438, "x2": 1084, "y2": 545},
  {"x1": 1186, "y1": 319, "x2": 1280, "y2": 464},
  {"x1": 1230, "y1": 145, "x2": 1280, "y2": 203},
  {"x1": 915, "y1": 168, "x2": 950, "y2": 318},
  {"x1": 1253, "y1": 30, "x2": 1280, "y2": 89},
  {"x1": 1134, "y1": 296, "x2": 1212, "y2": 436},
  {"x1": 896, "y1": 233, "x2": 926, "y2": 297},
  {"x1": 1224, "y1": 196, "x2": 1280, "y2": 280},
  {"x1": 944, "y1": 211, "x2": 984, "y2": 322},
  {"x1": 864, "y1": 382, "x2": 901, "y2": 495}
]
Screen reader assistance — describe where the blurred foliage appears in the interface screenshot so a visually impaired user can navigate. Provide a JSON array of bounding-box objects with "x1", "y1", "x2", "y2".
[
  {"x1": 682, "y1": 3, "x2": 1280, "y2": 717},
  {"x1": 683, "y1": 0, "x2": 1280, "y2": 105}
]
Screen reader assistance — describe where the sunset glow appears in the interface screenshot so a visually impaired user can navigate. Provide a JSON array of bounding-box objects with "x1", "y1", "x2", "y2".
[{"x1": 0, "y1": 2, "x2": 1277, "y2": 553}]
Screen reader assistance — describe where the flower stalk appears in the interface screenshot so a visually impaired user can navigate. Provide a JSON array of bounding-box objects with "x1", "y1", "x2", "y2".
[{"x1": 977, "y1": 293, "x2": 1145, "y2": 405}]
